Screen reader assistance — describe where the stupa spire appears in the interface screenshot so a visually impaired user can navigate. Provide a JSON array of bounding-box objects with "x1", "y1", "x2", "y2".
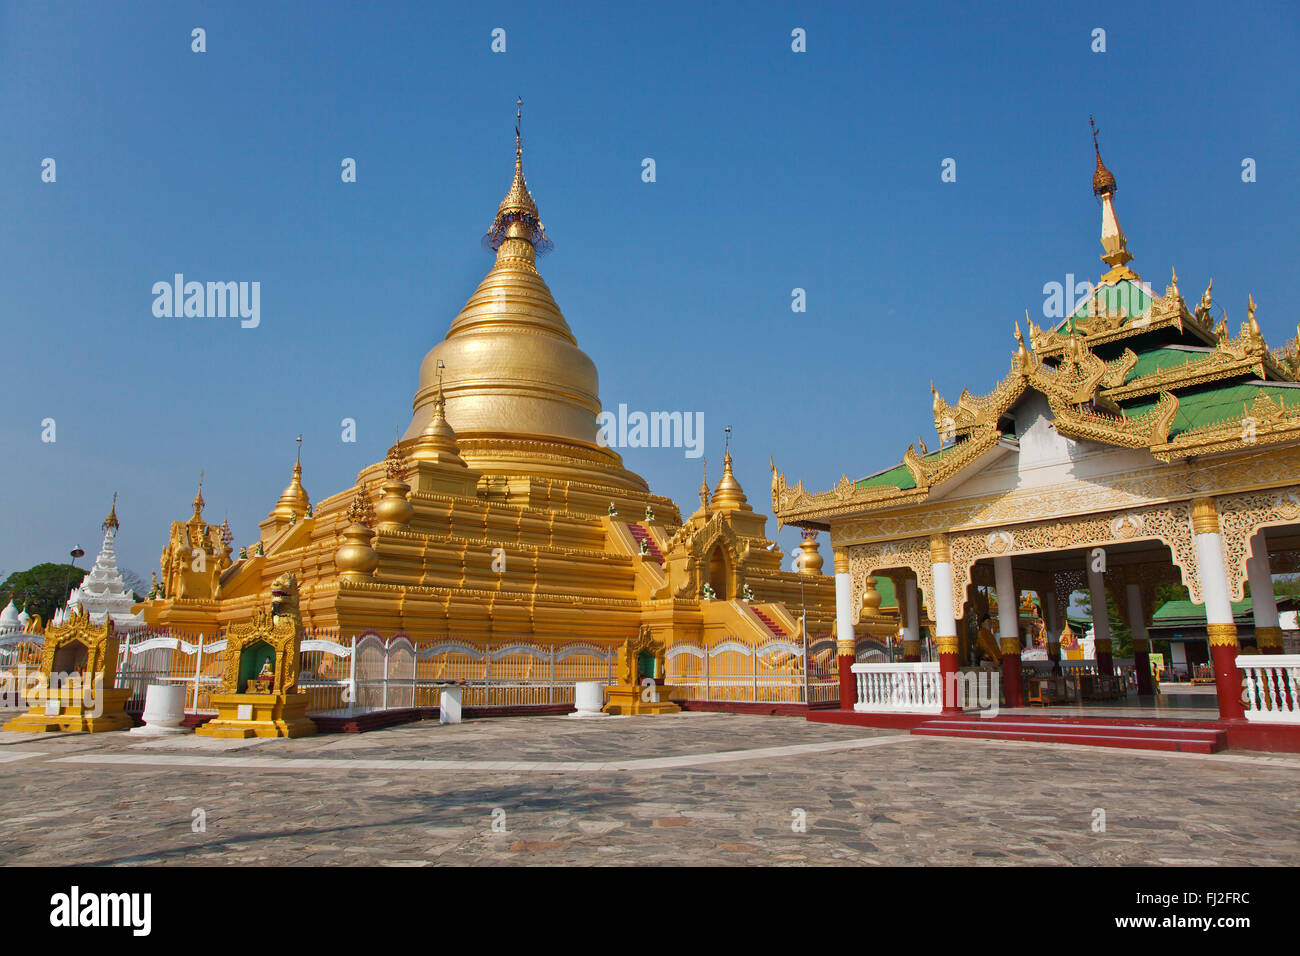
[
  {"x1": 192, "y1": 473, "x2": 205, "y2": 521},
  {"x1": 270, "y1": 437, "x2": 311, "y2": 521},
  {"x1": 1090, "y1": 116, "x2": 1138, "y2": 283},
  {"x1": 711, "y1": 430, "x2": 752, "y2": 513},
  {"x1": 483, "y1": 97, "x2": 551, "y2": 258},
  {"x1": 102, "y1": 492, "x2": 120, "y2": 532}
]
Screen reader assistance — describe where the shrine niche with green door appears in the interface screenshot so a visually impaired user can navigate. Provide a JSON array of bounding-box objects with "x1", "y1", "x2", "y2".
[
  {"x1": 637, "y1": 650, "x2": 659, "y2": 681},
  {"x1": 238, "y1": 640, "x2": 276, "y2": 692}
]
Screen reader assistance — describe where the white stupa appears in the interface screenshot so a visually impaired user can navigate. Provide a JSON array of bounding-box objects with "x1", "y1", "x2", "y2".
[
  {"x1": 63, "y1": 494, "x2": 146, "y2": 630},
  {"x1": 0, "y1": 600, "x2": 21, "y2": 634}
]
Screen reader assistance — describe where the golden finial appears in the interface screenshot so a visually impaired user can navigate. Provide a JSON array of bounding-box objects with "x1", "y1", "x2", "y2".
[
  {"x1": 699, "y1": 457, "x2": 710, "y2": 510},
  {"x1": 1090, "y1": 116, "x2": 1116, "y2": 197},
  {"x1": 917, "y1": 435, "x2": 928, "y2": 456},
  {"x1": 192, "y1": 472, "x2": 205, "y2": 518},
  {"x1": 484, "y1": 98, "x2": 550, "y2": 254},
  {"x1": 1248, "y1": 294, "x2": 1259, "y2": 333},
  {"x1": 345, "y1": 487, "x2": 376, "y2": 527},
  {"x1": 102, "y1": 492, "x2": 120, "y2": 532},
  {"x1": 1199, "y1": 278, "x2": 1213, "y2": 316},
  {"x1": 384, "y1": 430, "x2": 406, "y2": 481}
]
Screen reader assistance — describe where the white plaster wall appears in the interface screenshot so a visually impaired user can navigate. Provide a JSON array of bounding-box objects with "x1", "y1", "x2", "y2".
[{"x1": 930, "y1": 392, "x2": 1157, "y2": 502}]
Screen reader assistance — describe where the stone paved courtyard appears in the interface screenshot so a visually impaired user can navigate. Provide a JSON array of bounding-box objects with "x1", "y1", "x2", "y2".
[{"x1": 1, "y1": 712, "x2": 1297, "y2": 866}]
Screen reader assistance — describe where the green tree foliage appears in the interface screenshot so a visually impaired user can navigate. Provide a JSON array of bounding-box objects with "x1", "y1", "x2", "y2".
[
  {"x1": 0, "y1": 563, "x2": 87, "y2": 623},
  {"x1": 1078, "y1": 591, "x2": 1133, "y2": 656}
]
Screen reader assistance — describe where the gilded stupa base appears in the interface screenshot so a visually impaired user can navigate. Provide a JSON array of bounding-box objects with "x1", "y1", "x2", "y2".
[
  {"x1": 603, "y1": 684, "x2": 682, "y2": 715},
  {"x1": 196, "y1": 692, "x2": 317, "y2": 738},
  {"x1": 4, "y1": 686, "x2": 132, "y2": 734}
]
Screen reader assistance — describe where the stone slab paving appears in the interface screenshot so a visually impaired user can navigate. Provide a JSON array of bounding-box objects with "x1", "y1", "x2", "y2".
[{"x1": 0, "y1": 711, "x2": 1297, "y2": 866}]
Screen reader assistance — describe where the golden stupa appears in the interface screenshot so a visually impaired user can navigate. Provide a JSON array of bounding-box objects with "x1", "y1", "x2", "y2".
[{"x1": 141, "y1": 105, "x2": 840, "y2": 661}]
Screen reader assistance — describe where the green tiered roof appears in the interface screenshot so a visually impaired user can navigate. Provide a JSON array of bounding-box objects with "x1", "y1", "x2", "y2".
[{"x1": 1125, "y1": 382, "x2": 1300, "y2": 438}]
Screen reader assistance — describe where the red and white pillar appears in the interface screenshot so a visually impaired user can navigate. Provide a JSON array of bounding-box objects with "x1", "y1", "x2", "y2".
[
  {"x1": 1086, "y1": 560, "x2": 1114, "y2": 677},
  {"x1": 833, "y1": 549, "x2": 856, "y2": 709},
  {"x1": 1192, "y1": 498, "x2": 1244, "y2": 720},
  {"x1": 931, "y1": 533, "x2": 962, "y2": 715},
  {"x1": 1126, "y1": 582, "x2": 1154, "y2": 696},
  {"x1": 1247, "y1": 532, "x2": 1284, "y2": 655},
  {"x1": 994, "y1": 556, "x2": 1021, "y2": 707}
]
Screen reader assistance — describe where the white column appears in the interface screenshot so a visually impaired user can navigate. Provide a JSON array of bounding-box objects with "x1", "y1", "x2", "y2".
[
  {"x1": 1086, "y1": 561, "x2": 1111, "y2": 645},
  {"x1": 993, "y1": 557, "x2": 1018, "y2": 643},
  {"x1": 834, "y1": 567, "x2": 855, "y2": 648},
  {"x1": 931, "y1": 561, "x2": 956, "y2": 639},
  {"x1": 904, "y1": 578, "x2": 921, "y2": 644},
  {"x1": 1247, "y1": 533, "x2": 1279, "y2": 629},
  {"x1": 1194, "y1": 520, "x2": 1234, "y2": 624}
]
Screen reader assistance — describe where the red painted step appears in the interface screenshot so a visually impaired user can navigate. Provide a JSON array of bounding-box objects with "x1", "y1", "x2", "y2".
[
  {"x1": 912, "y1": 718, "x2": 1226, "y2": 754},
  {"x1": 750, "y1": 607, "x2": 788, "y2": 637},
  {"x1": 626, "y1": 523, "x2": 663, "y2": 562}
]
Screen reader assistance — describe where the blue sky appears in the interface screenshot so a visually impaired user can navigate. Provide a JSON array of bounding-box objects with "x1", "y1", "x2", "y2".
[{"x1": 2, "y1": 0, "x2": 1297, "y2": 583}]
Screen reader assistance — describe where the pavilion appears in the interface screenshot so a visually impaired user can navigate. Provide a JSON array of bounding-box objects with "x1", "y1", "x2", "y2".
[{"x1": 772, "y1": 123, "x2": 1300, "y2": 750}]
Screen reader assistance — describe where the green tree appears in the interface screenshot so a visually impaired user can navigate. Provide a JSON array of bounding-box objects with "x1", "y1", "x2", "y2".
[{"x1": 0, "y1": 563, "x2": 87, "y2": 623}]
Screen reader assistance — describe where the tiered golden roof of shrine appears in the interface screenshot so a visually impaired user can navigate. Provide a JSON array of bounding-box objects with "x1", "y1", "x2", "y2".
[{"x1": 773, "y1": 127, "x2": 1300, "y2": 529}]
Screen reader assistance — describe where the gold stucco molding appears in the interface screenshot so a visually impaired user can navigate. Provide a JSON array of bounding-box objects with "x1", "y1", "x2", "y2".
[
  {"x1": 846, "y1": 537, "x2": 933, "y2": 626},
  {"x1": 1207, "y1": 622, "x2": 1239, "y2": 648},
  {"x1": 944, "y1": 501, "x2": 1200, "y2": 615},
  {"x1": 1215, "y1": 486, "x2": 1300, "y2": 601}
]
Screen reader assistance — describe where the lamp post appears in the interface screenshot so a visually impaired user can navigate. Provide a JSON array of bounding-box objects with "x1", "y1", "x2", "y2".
[
  {"x1": 799, "y1": 569, "x2": 810, "y2": 706},
  {"x1": 62, "y1": 546, "x2": 85, "y2": 618}
]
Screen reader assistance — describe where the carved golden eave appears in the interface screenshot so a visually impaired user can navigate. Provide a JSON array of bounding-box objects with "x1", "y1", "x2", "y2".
[
  {"x1": 772, "y1": 425, "x2": 1003, "y2": 525},
  {"x1": 1151, "y1": 390, "x2": 1300, "y2": 462},
  {"x1": 1051, "y1": 390, "x2": 1178, "y2": 449},
  {"x1": 1029, "y1": 285, "x2": 1217, "y2": 362},
  {"x1": 932, "y1": 364, "x2": 1029, "y2": 440}
]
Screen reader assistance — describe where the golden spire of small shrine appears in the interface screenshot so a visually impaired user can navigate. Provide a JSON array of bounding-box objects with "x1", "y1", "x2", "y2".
[
  {"x1": 699, "y1": 458, "x2": 710, "y2": 511},
  {"x1": 711, "y1": 429, "x2": 752, "y2": 512},
  {"x1": 192, "y1": 472, "x2": 205, "y2": 520},
  {"x1": 270, "y1": 438, "x2": 311, "y2": 521},
  {"x1": 102, "y1": 492, "x2": 120, "y2": 532}
]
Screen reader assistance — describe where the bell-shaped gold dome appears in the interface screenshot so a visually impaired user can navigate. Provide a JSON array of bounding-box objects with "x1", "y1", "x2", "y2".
[
  {"x1": 794, "y1": 530, "x2": 824, "y2": 574},
  {"x1": 403, "y1": 113, "x2": 645, "y2": 491},
  {"x1": 711, "y1": 449, "x2": 751, "y2": 512},
  {"x1": 269, "y1": 460, "x2": 310, "y2": 521}
]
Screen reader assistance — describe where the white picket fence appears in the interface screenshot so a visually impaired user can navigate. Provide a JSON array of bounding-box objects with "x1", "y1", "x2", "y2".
[{"x1": 1237, "y1": 654, "x2": 1300, "y2": 724}]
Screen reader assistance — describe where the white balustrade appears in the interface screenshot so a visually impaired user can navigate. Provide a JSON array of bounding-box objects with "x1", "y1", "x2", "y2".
[
  {"x1": 1237, "y1": 655, "x2": 1300, "y2": 724},
  {"x1": 851, "y1": 661, "x2": 942, "y2": 714}
]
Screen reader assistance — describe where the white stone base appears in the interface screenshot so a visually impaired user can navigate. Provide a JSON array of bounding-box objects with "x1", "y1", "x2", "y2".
[{"x1": 129, "y1": 683, "x2": 190, "y2": 735}]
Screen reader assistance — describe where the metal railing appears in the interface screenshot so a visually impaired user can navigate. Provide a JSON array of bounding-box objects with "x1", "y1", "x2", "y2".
[{"x1": 664, "y1": 636, "x2": 839, "y2": 705}]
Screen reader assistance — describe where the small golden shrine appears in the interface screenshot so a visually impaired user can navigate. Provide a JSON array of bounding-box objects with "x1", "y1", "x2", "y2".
[
  {"x1": 604, "y1": 626, "x2": 681, "y2": 715},
  {"x1": 196, "y1": 574, "x2": 316, "y2": 738},
  {"x1": 4, "y1": 607, "x2": 131, "y2": 733}
]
